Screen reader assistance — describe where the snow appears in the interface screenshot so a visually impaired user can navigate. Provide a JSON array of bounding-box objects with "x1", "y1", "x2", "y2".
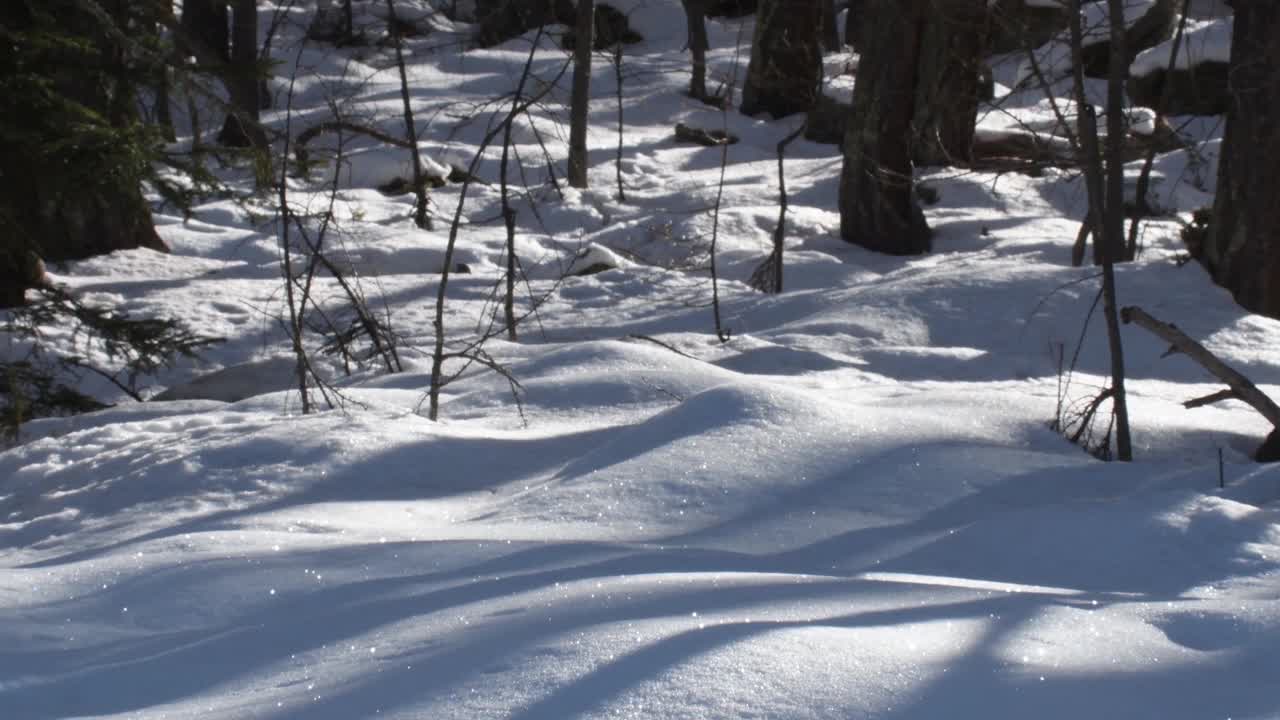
[
  {"x1": 1080, "y1": 0, "x2": 1159, "y2": 46},
  {"x1": 3, "y1": 2, "x2": 1279, "y2": 719},
  {"x1": 1130, "y1": 16, "x2": 1233, "y2": 77},
  {"x1": 1012, "y1": 0, "x2": 1166, "y2": 85}
]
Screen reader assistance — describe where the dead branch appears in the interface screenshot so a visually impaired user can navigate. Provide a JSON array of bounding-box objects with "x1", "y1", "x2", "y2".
[
  {"x1": 624, "y1": 333, "x2": 699, "y2": 360},
  {"x1": 1184, "y1": 389, "x2": 1236, "y2": 410},
  {"x1": 1121, "y1": 305, "x2": 1280, "y2": 427}
]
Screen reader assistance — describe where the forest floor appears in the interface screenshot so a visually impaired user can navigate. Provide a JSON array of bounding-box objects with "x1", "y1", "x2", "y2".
[{"x1": 3, "y1": 1, "x2": 1277, "y2": 718}]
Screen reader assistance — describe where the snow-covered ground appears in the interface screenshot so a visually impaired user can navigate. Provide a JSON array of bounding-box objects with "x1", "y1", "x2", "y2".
[{"x1": 3, "y1": 1, "x2": 1278, "y2": 718}]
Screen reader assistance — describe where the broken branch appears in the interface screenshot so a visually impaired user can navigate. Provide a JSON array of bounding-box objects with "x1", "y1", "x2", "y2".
[{"x1": 1121, "y1": 305, "x2": 1280, "y2": 427}]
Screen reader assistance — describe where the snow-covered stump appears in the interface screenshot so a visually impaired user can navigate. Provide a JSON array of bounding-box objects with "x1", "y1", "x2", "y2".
[{"x1": 1127, "y1": 17, "x2": 1232, "y2": 116}]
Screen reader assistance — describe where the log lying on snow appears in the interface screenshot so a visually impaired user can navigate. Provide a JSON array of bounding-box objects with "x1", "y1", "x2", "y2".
[
  {"x1": 674, "y1": 122, "x2": 738, "y2": 146},
  {"x1": 966, "y1": 123, "x2": 1184, "y2": 175},
  {"x1": 1121, "y1": 305, "x2": 1280, "y2": 460}
]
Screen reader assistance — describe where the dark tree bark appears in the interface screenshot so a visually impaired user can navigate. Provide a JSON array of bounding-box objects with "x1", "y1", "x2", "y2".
[
  {"x1": 911, "y1": 0, "x2": 986, "y2": 166},
  {"x1": 986, "y1": 0, "x2": 1068, "y2": 54},
  {"x1": 567, "y1": 0, "x2": 594, "y2": 188},
  {"x1": 837, "y1": 0, "x2": 986, "y2": 254},
  {"x1": 682, "y1": 0, "x2": 712, "y2": 101},
  {"x1": 1, "y1": 0, "x2": 166, "y2": 307},
  {"x1": 0, "y1": 252, "x2": 47, "y2": 308},
  {"x1": 155, "y1": 35, "x2": 176, "y2": 141},
  {"x1": 218, "y1": 0, "x2": 267, "y2": 148},
  {"x1": 845, "y1": 0, "x2": 867, "y2": 51},
  {"x1": 822, "y1": 0, "x2": 839, "y2": 51},
  {"x1": 1079, "y1": 0, "x2": 1176, "y2": 79},
  {"x1": 476, "y1": 0, "x2": 574, "y2": 47},
  {"x1": 1203, "y1": 0, "x2": 1280, "y2": 318},
  {"x1": 181, "y1": 0, "x2": 230, "y2": 62},
  {"x1": 740, "y1": 0, "x2": 823, "y2": 118},
  {"x1": 708, "y1": 0, "x2": 756, "y2": 16},
  {"x1": 837, "y1": 0, "x2": 930, "y2": 254}
]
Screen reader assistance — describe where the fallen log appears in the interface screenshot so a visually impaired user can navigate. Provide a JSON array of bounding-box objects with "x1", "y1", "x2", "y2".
[
  {"x1": 674, "y1": 122, "x2": 738, "y2": 147},
  {"x1": 968, "y1": 123, "x2": 1187, "y2": 177},
  {"x1": 1121, "y1": 305, "x2": 1280, "y2": 460}
]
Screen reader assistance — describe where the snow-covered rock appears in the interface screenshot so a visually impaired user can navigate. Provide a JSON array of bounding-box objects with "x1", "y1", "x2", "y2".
[
  {"x1": 988, "y1": 0, "x2": 1071, "y2": 54},
  {"x1": 1128, "y1": 17, "x2": 1233, "y2": 115}
]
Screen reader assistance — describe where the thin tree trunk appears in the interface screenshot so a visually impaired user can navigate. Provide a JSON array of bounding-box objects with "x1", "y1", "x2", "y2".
[
  {"x1": 385, "y1": 0, "x2": 431, "y2": 229},
  {"x1": 613, "y1": 42, "x2": 626, "y2": 202},
  {"x1": 428, "y1": 29, "x2": 563, "y2": 420},
  {"x1": 1102, "y1": 0, "x2": 1132, "y2": 459},
  {"x1": 751, "y1": 120, "x2": 806, "y2": 294},
  {"x1": 1067, "y1": 0, "x2": 1132, "y2": 460},
  {"x1": 500, "y1": 127, "x2": 518, "y2": 340},
  {"x1": 219, "y1": 0, "x2": 267, "y2": 148},
  {"x1": 567, "y1": 0, "x2": 594, "y2": 188},
  {"x1": 155, "y1": 46, "x2": 175, "y2": 141},
  {"x1": 682, "y1": 0, "x2": 710, "y2": 101},
  {"x1": 1103, "y1": 0, "x2": 1130, "y2": 264},
  {"x1": 277, "y1": 44, "x2": 311, "y2": 415}
]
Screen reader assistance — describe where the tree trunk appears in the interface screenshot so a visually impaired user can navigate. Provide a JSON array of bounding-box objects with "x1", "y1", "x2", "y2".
[
  {"x1": 822, "y1": 0, "x2": 839, "y2": 51},
  {"x1": 911, "y1": 0, "x2": 986, "y2": 166},
  {"x1": 740, "y1": 0, "x2": 823, "y2": 118},
  {"x1": 1101, "y1": 0, "x2": 1133, "y2": 459},
  {"x1": 218, "y1": 0, "x2": 267, "y2": 148},
  {"x1": 181, "y1": 0, "x2": 230, "y2": 62},
  {"x1": 682, "y1": 0, "x2": 711, "y2": 100},
  {"x1": 1203, "y1": 1, "x2": 1280, "y2": 318},
  {"x1": 0, "y1": 0, "x2": 166, "y2": 307},
  {"x1": 384, "y1": 0, "x2": 431, "y2": 229},
  {"x1": 845, "y1": 0, "x2": 867, "y2": 51},
  {"x1": 155, "y1": 38, "x2": 176, "y2": 141},
  {"x1": 837, "y1": 0, "x2": 930, "y2": 254},
  {"x1": 568, "y1": 0, "x2": 594, "y2": 188}
]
